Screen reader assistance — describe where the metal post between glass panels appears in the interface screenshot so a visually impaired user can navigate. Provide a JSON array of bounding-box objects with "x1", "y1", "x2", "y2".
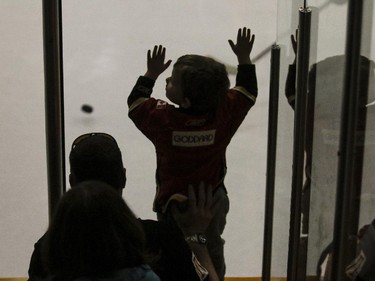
[
  {"x1": 331, "y1": 1, "x2": 364, "y2": 281},
  {"x1": 287, "y1": 6, "x2": 311, "y2": 281},
  {"x1": 42, "y1": 0, "x2": 66, "y2": 221},
  {"x1": 262, "y1": 44, "x2": 281, "y2": 281}
]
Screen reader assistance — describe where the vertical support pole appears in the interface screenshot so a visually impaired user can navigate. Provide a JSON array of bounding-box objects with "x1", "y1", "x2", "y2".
[
  {"x1": 331, "y1": 1, "x2": 364, "y2": 281},
  {"x1": 262, "y1": 45, "x2": 281, "y2": 281},
  {"x1": 287, "y1": 6, "x2": 311, "y2": 281},
  {"x1": 42, "y1": 0, "x2": 66, "y2": 221}
]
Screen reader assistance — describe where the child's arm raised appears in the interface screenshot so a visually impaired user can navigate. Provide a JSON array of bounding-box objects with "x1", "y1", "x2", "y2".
[
  {"x1": 227, "y1": 27, "x2": 258, "y2": 108},
  {"x1": 144, "y1": 45, "x2": 172, "y2": 80},
  {"x1": 228, "y1": 27, "x2": 255, "y2": 65}
]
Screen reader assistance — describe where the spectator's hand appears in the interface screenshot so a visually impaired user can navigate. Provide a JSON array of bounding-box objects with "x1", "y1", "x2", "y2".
[
  {"x1": 228, "y1": 27, "x2": 255, "y2": 65},
  {"x1": 291, "y1": 29, "x2": 298, "y2": 64},
  {"x1": 171, "y1": 183, "x2": 215, "y2": 237},
  {"x1": 145, "y1": 45, "x2": 172, "y2": 80},
  {"x1": 291, "y1": 29, "x2": 298, "y2": 54}
]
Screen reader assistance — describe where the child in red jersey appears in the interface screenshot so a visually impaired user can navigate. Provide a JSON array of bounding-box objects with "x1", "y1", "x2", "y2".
[{"x1": 128, "y1": 27, "x2": 257, "y2": 281}]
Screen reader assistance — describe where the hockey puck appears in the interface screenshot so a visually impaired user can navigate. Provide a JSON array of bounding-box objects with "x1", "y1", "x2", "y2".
[{"x1": 81, "y1": 104, "x2": 93, "y2": 113}]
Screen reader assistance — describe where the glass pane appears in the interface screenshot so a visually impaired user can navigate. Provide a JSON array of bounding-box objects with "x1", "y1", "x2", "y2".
[
  {"x1": 358, "y1": 0, "x2": 375, "y2": 249},
  {"x1": 270, "y1": 0, "x2": 300, "y2": 278},
  {"x1": 0, "y1": 0, "x2": 47, "y2": 277},
  {"x1": 61, "y1": 0, "x2": 277, "y2": 277},
  {"x1": 352, "y1": 3, "x2": 375, "y2": 280},
  {"x1": 272, "y1": 1, "x2": 363, "y2": 279},
  {"x1": 306, "y1": 0, "x2": 349, "y2": 279},
  {"x1": 308, "y1": 2, "x2": 375, "y2": 280}
]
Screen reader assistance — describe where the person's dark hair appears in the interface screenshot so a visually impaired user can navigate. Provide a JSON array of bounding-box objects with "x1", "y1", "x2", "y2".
[
  {"x1": 44, "y1": 181, "x2": 147, "y2": 279},
  {"x1": 174, "y1": 55, "x2": 230, "y2": 113},
  {"x1": 69, "y1": 133, "x2": 124, "y2": 189}
]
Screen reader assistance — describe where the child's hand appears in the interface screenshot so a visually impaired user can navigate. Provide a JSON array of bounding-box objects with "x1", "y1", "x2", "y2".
[
  {"x1": 144, "y1": 45, "x2": 172, "y2": 80},
  {"x1": 228, "y1": 27, "x2": 255, "y2": 65}
]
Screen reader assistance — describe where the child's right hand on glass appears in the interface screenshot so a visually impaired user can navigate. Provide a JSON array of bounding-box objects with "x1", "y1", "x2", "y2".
[{"x1": 144, "y1": 45, "x2": 172, "y2": 80}]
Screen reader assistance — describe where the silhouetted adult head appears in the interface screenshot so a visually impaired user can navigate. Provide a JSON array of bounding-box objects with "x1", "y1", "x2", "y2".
[
  {"x1": 69, "y1": 133, "x2": 126, "y2": 193},
  {"x1": 44, "y1": 181, "x2": 147, "y2": 280}
]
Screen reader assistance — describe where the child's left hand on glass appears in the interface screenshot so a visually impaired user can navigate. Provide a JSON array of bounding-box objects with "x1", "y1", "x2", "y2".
[{"x1": 145, "y1": 45, "x2": 172, "y2": 80}]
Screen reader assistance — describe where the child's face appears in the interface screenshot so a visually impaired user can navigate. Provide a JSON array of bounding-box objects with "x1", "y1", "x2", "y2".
[{"x1": 165, "y1": 68, "x2": 185, "y2": 106}]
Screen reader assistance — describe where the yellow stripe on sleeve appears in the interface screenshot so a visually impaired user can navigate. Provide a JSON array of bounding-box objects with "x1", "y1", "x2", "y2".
[
  {"x1": 128, "y1": 97, "x2": 149, "y2": 112},
  {"x1": 232, "y1": 86, "x2": 256, "y2": 103}
]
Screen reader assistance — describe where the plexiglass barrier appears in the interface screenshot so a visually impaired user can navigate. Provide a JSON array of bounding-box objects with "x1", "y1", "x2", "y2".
[
  {"x1": 1, "y1": 0, "x2": 277, "y2": 277},
  {"x1": 61, "y1": 0, "x2": 277, "y2": 277},
  {"x1": 0, "y1": 1, "x2": 47, "y2": 277},
  {"x1": 1, "y1": 0, "x2": 373, "y2": 279},
  {"x1": 271, "y1": 0, "x2": 375, "y2": 280}
]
